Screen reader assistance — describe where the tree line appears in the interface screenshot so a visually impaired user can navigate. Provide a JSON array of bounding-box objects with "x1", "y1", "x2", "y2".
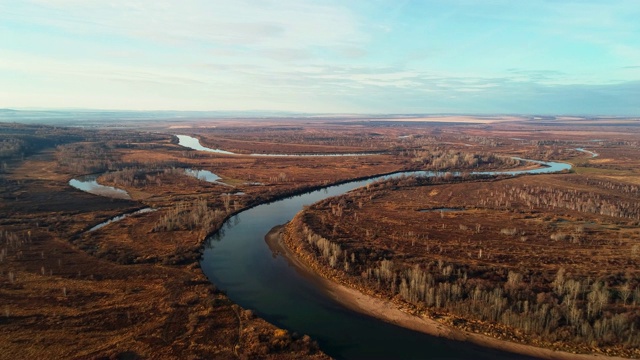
[{"x1": 290, "y1": 219, "x2": 639, "y2": 353}]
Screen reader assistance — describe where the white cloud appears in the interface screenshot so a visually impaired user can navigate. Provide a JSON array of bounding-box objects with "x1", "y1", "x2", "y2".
[
  {"x1": 1, "y1": 0, "x2": 639, "y2": 114},
  {"x1": 20, "y1": 0, "x2": 367, "y2": 51}
]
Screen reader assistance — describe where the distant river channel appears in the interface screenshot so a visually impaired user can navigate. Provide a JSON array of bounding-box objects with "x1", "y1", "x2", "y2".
[
  {"x1": 176, "y1": 134, "x2": 374, "y2": 157},
  {"x1": 200, "y1": 159, "x2": 571, "y2": 359}
]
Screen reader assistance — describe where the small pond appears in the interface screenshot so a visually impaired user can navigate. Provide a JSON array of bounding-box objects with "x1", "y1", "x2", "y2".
[{"x1": 69, "y1": 174, "x2": 130, "y2": 199}]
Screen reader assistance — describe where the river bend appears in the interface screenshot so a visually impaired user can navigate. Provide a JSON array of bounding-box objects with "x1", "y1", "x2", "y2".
[{"x1": 200, "y1": 160, "x2": 570, "y2": 359}]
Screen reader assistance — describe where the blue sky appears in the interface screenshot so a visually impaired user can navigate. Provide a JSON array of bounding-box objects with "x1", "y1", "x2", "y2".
[{"x1": 1, "y1": 0, "x2": 639, "y2": 115}]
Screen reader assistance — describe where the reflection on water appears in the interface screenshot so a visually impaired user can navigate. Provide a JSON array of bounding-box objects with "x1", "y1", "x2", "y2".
[
  {"x1": 69, "y1": 174, "x2": 130, "y2": 199},
  {"x1": 183, "y1": 168, "x2": 235, "y2": 187},
  {"x1": 176, "y1": 135, "x2": 235, "y2": 154},
  {"x1": 184, "y1": 168, "x2": 222, "y2": 183},
  {"x1": 200, "y1": 160, "x2": 568, "y2": 360}
]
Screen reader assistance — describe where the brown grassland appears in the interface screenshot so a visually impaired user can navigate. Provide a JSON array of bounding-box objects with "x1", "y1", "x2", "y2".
[
  {"x1": 1, "y1": 115, "x2": 639, "y2": 359},
  {"x1": 281, "y1": 118, "x2": 640, "y2": 358}
]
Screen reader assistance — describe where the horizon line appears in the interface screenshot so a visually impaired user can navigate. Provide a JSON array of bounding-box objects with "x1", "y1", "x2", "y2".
[{"x1": 1, "y1": 107, "x2": 639, "y2": 119}]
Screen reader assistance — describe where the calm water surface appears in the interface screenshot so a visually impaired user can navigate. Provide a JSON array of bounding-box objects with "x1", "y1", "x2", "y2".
[
  {"x1": 201, "y1": 162, "x2": 570, "y2": 359},
  {"x1": 70, "y1": 151, "x2": 570, "y2": 358},
  {"x1": 68, "y1": 174, "x2": 130, "y2": 199},
  {"x1": 184, "y1": 168, "x2": 223, "y2": 182},
  {"x1": 176, "y1": 134, "x2": 374, "y2": 157}
]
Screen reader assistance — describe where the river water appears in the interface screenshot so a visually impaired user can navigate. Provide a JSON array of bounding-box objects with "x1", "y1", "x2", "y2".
[
  {"x1": 200, "y1": 161, "x2": 570, "y2": 359},
  {"x1": 176, "y1": 134, "x2": 374, "y2": 157},
  {"x1": 68, "y1": 174, "x2": 131, "y2": 199},
  {"x1": 69, "y1": 144, "x2": 570, "y2": 358},
  {"x1": 87, "y1": 207, "x2": 156, "y2": 232},
  {"x1": 575, "y1": 148, "x2": 598, "y2": 158}
]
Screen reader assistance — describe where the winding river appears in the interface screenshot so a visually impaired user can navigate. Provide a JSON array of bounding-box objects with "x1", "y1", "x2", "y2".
[
  {"x1": 87, "y1": 207, "x2": 156, "y2": 232},
  {"x1": 176, "y1": 134, "x2": 374, "y2": 157},
  {"x1": 69, "y1": 143, "x2": 572, "y2": 358},
  {"x1": 200, "y1": 160, "x2": 571, "y2": 360},
  {"x1": 575, "y1": 148, "x2": 599, "y2": 158}
]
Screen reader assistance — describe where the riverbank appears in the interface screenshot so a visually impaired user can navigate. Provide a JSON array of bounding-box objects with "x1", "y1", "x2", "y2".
[{"x1": 268, "y1": 225, "x2": 630, "y2": 360}]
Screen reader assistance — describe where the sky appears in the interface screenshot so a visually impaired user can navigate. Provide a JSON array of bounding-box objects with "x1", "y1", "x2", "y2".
[{"x1": 1, "y1": 0, "x2": 639, "y2": 115}]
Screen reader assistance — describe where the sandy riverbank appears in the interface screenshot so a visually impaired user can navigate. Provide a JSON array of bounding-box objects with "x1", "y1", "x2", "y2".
[{"x1": 266, "y1": 225, "x2": 629, "y2": 360}]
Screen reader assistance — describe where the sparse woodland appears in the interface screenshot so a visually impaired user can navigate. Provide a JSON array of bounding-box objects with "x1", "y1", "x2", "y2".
[
  {"x1": 487, "y1": 183, "x2": 640, "y2": 221},
  {"x1": 101, "y1": 167, "x2": 194, "y2": 187},
  {"x1": 55, "y1": 132, "x2": 173, "y2": 174},
  {"x1": 286, "y1": 172, "x2": 640, "y2": 357},
  {"x1": 153, "y1": 198, "x2": 227, "y2": 237},
  {"x1": 402, "y1": 149, "x2": 524, "y2": 170}
]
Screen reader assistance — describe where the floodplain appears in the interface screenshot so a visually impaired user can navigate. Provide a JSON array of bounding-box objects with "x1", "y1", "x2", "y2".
[{"x1": 1, "y1": 114, "x2": 638, "y2": 359}]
